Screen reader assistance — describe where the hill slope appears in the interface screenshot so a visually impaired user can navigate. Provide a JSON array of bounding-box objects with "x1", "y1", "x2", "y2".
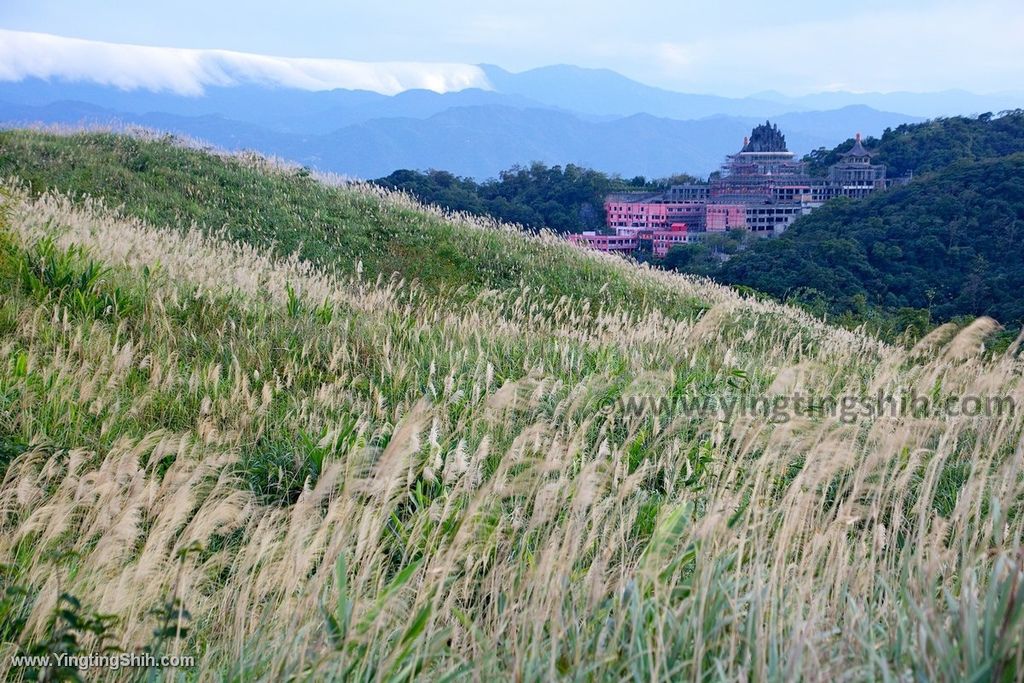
[
  {"x1": 0, "y1": 129, "x2": 706, "y2": 317},
  {"x1": 0, "y1": 131, "x2": 1022, "y2": 680}
]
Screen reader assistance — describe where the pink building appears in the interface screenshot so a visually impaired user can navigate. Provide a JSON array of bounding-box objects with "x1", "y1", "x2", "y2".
[
  {"x1": 566, "y1": 232, "x2": 638, "y2": 253},
  {"x1": 605, "y1": 200, "x2": 670, "y2": 231},
  {"x1": 663, "y1": 202, "x2": 705, "y2": 229},
  {"x1": 605, "y1": 195, "x2": 707, "y2": 233},
  {"x1": 652, "y1": 223, "x2": 690, "y2": 257},
  {"x1": 705, "y1": 204, "x2": 746, "y2": 231},
  {"x1": 602, "y1": 124, "x2": 893, "y2": 240}
]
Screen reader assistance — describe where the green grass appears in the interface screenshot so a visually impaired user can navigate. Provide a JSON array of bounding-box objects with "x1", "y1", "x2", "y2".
[
  {"x1": 0, "y1": 130, "x2": 707, "y2": 321},
  {"x1": 0, "y1": 131, "x2": 1020, "y2": 681}
]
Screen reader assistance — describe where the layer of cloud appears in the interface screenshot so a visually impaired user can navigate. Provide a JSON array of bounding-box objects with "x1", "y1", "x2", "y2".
[{"x1": 0, "y1": 30, "x2": 491, "y2": 95}]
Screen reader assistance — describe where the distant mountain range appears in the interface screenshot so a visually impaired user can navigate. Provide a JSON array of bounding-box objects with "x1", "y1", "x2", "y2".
[
  {"x1": 478, "y1": 65, "x2": 1023, "y2": 122},
  {"x1": 749, "y1": 89, "x2": 1024, "y2": 119},
  {"x1": 2, "y1": 63, "x2": 1019, "y2": 179}
]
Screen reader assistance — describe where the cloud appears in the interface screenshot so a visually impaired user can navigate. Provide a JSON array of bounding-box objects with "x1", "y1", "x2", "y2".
[
  {"x1": 654, "y1": 43, "x2": 696, "y2": 71},
  {"x1": 0, "y1": 29, "x2": 491, "y2": 95}
]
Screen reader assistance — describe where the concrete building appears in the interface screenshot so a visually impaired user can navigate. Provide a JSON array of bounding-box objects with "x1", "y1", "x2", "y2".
[
  {"x1": 821, "y1": 133, "x2": 887, "y2": 200},
  {"x1": 705, "y1": 204, "x2": 747, "y2": 231},
  {"x1": 706, "y1": 122, "x2": 816, "y2": 234},
  {"x1": 652, "y1": 223, "x2": 692, "y2": 257},
  {"x1": 605, "y1": 196, "x2": 672, "y2": 230},
  {"x1": 571, "y1": 122, "x2": 894, "y2": 257},
  {"x1": 605, "y1": 193, "x2": 706, "y2": 232},
  {"x1": 566, "y1": 231, "x2": 638, "y2": 253},
  {"x1": 620, "y1": 124, "x2": 890, "y2": 236}
]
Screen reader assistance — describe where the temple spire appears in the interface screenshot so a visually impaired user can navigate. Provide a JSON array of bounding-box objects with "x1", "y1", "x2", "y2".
[
  {"x1": 741, "y1": 121, "x2": 788, "y2": 153},
  {"x1": 843, "y1": 132, "x2": 872, "y2": 159}
]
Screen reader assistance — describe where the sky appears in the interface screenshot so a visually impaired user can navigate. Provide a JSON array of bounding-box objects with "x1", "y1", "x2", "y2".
[{"x1": 1, "y1": 0, "x2": 1023, "y2": 96}]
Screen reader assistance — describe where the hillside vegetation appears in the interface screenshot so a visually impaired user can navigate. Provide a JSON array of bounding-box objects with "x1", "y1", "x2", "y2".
[
  {"x1": 804, "y1": 110, "x2": 1024, "y2": 177},
  {"x1": 373, "y1": 164, "x2": 689, "y2": 234},
  {"x1": 0, "y1": 130, "x2": 702, "y2": 320},
  {"x1": 719, "y1": 153, "x2": 1024, "y2": 326},
  {"x1": 1, "y1": 131, "x2": 1023, "y2": 681}
]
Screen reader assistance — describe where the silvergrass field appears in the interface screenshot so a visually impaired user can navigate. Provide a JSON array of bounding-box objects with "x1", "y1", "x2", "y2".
[{"x1": 0, "y1": 131, "x2": 1022, "y2": 681}]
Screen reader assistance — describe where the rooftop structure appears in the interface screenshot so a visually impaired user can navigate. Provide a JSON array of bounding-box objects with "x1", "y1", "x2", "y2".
[
  {"x1": 741, "y1": 121, "x2": 787, "y2": 153},
  {"x1": 723, "y1": 122, "x2": 808, "y2": 178},
  {"x1": 825, "y1": 133, "x2": 887, "y2": 198}
]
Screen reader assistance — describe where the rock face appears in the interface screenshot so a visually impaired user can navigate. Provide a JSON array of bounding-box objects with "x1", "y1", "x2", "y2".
[{"x1": 742, "y1": 121, "x2": 788, "y2": 153}]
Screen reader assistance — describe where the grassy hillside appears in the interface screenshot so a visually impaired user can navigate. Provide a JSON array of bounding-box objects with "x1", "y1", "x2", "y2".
[
  {"x1": 1, "y1": 131, "x2": 1023, "y2": 680},
  {"x1": 0, "y1": 130, "x2": 704, "y2": 320}
]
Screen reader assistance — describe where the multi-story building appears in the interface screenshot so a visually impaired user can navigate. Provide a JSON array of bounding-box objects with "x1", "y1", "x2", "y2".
[
  {"x1": 605, "y1": 195, "x2": 673, "y2": 231},
  {"x1": 705, "y1": 204, "x2": 746, "y2": 231},
  {"x1": 605, "y1": 191, "x2": 706, "y2": 232},
  {"x1": 706, "y1": 122, "x2": 816, "y2": 234},
  {"x1": 579, "y1": 123, "x2": 892, "y2": 257},
  {"x1": 589, "y1": 122, "x2": 892, "y2": 248},
  {"x1": 569, "y1": 223, "x2": 695, "y2": 257},
  {"x1": 566, "y1": 232, "x2": 639, "y2": 253},
  {"x1": 819, "y1": 133, "x2": 887, "y2": 200},
  {"x1": 652, "y1": 223, "x2": 692, "y2": 257}
]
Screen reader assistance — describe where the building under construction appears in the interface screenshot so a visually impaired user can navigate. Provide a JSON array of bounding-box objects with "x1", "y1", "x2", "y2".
[{"x1": 594, "y1": 122, "x2": 895, "y2": 249}]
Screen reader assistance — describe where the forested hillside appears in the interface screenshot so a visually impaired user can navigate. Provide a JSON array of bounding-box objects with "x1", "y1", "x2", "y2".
[
  {"x1": 718, "y1": 154, "x2": 1024, "y2": 326},
  {"x1": 663, "y1": 111, "x2": 1024, "y2": 336},
  {"x1": 374, "y1": 164, "x2": 691, "y2": 233},
  {"x1": 804, "y1": 109, "x2": 1024, "y2": 177}
]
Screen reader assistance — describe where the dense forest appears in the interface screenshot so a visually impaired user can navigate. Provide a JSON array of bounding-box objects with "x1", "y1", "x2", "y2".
[
  {"x1": 803, "y1": 110, "x2": 1024, "y2": 176},
  {"x1": 718, "y1": 154, "x2": 1024, "y2": 326},
  {"x1": 374, "y1": 164, "x2": 695, "y2": 233}
]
